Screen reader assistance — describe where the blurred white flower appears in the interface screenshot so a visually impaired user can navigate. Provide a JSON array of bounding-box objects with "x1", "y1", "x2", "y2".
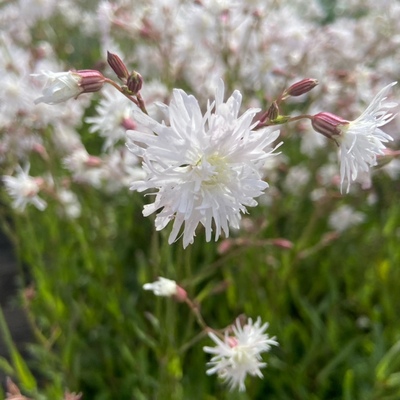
[
  {"x1": 85, "y1": 86, "x2": 133, "y2": 150},
  {"x1": 328, "y1": 204, "x2": 365, "y2": 232},
  {"x1": 57, "y1": 188, "x2": 81, "y2": 219},
  {"x1": 63, "y1": 148, "x2": 103, "y2": 188},
  {"x1": 128, "y1": 80, "x2": 281, "y2": 248},
  {"x1": 143, "y1": 277, "x2": 178, "y2": 297},
  {"x1": 2, "y1": 164, "x2": 47, "y2": 211},
  {"x1": 204, "y1": 317, "x2": 278, "y2": 392}
]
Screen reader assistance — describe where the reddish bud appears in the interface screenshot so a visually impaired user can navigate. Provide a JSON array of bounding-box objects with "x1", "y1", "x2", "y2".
[
  {"x1": 107, "y1": 51, "x2": 129, "y2": 81},
  {"x1": 127, "y1": 71, "x2": 143, "y2": 94},
  {"x1": 311, "y1": 112, "x2": 349, "y2": 139},
  {"x1": 77, "y1": 69, "x2": 106, "y2": 93},
  {"x1": 284, "y1": 78, "x2": 318, "y2": 97},
  {"x1": 173, "y1": 286, "x2": 188, "y2": 302}
]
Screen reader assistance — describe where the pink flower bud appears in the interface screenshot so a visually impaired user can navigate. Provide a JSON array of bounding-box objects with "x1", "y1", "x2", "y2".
[
  {"x1": 173, "y1": 286, "x2": 188, "y2": 302},
  {"x1": 107, "y1": 51, "x2": 129, "y2": 81},
  {"x1": 311, "y1": 112, "x2": 349, "y2": 139},
  {"x1": 77, "y1": 69, "x2": 106, "y2": 93},
  {"x1": 284, "y1": 78, "x2": 318, "y2": 97}
]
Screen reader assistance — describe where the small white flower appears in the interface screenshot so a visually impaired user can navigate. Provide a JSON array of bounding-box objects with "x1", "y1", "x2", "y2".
[
  {"x1": 338, "y1": 82, "x2": 398, "y2": 193},
  {"x1": 33, "y1": 71, "x2": 83, "y2": 105},
  {"x1": 2, "y1": 164, "x2": 47, "y2": 211},
  {"x1": 127, "y1": 80, "x2": 281, "y2": 248},
  {"x1": 203, "y1": 317, "x2": 278, "y2": 392},
  {"x1": 312, "y1": 82, "x2": 398, "y2": 193},
  {"x1": 143, "y1": 277, "x2": 178, "y2": 297}
]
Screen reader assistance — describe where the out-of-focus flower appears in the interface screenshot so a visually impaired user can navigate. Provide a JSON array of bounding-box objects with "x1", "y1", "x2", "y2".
[
  {"x1": 57, "y1": 188, "x2": 81, "y2": 219},
  {"x1": 33, "y1": 70, "x2": 105, "y2": 105},
  {"x1": 6, "y1": 377, "x2": 32, "y2": 400},
  {"x1": 128, "y1": 80, "x2": 281, "y2": 248},
  {"x1": 143, "y1": 277, "x2": 187, "y2": 301},
  {"x1": 203, "y1": 317, "x2": 278, "y2": 392},
  {"x1": 63, "y1": 392, "x2": 82, "y2": 400},
  {"x1": 328, "y1": 204, "x2": 365, "y2": 232},
  {"x1": 2, "y1": 164, "x2": 46, "y2": 211},
  {"x1": 143, "y1": 277, "x2": 177, "y2": 296},
  {"x1": 85, "y1": 86, "x2": 134, "y2": 150},
  {"x1": 312, "y1": 82, "x2": 397, "y2": 193},
  {"x1": 63, "y1": 148, "x2": 103, "y2": 187}
]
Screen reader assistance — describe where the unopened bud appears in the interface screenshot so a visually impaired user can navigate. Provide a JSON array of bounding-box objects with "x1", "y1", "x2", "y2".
[
  {"x1": 173, "y1": 286, "x2": 188, "y2": 302},
  {"x1": 265, "y1": 101, "x2": 279, "y2": 121},
  {"x1": 258, "y1": 101, "x2": 279, "y2": 125},
  {"x1": 107, "y1": 51, "x2": 129, "y2": 81},
  {"x1": 77, "y1": 69, "x2": 106, "y2": 93},
  {"x1": 127, "y1": 71, "x2": 143, "y2": 94},
  {"x1": 311, "y1": 112, "x2": 349, "y2": 139},
  {"x1": 284, "y1": 78, "x2": 318, "y2": 97}
]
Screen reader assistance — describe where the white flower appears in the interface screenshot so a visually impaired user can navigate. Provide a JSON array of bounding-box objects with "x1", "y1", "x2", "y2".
[
  {"x1": 143, "y1": 277, "x2": 178, "y2": 297},
  {"x1": 312, "y1": 82, "x2": 398, "y2": 193},
  {"x1": 203, "y1": 317, "x2": 278, "y2": 392},
  {"x1": 33, "y1": 71, "x2": 83, "y2": 105},
  {"x1": 2, "y1": 164, "x2": 47, "y2": 211},
  {"x1": 337, "y1": 82, "x2": 398, "y2": 193},
  {"x1": 85, "y1": 86, "x2": 133, "y2": 150},
  {"x1": 127, "y1": 80, "x2": 281, "y2": 248}
]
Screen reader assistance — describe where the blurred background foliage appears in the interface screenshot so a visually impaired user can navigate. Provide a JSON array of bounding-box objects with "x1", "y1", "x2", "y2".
[{"x1": 1, "y1": 0, "x2": 400, "y2": 399}]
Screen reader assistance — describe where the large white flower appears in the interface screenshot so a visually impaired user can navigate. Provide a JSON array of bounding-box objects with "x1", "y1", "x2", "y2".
[
  {"x1": 312, "y1": 82, "x2": 398, "y2": 193},
  {"x1": 127, "y1": 80, "x2": 281, "y2": 248},
  {"x1": 203, "y1": 317, "x2": 278, "y2": 392}
]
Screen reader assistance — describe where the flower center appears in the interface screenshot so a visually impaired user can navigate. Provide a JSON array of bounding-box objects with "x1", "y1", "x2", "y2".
[{"x1": 196, "y1": 152, "x2": 230, "y2": 186}]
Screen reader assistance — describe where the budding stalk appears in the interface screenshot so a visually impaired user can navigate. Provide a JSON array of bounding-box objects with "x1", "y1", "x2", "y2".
[
  {"x1": 283, "y1": 78, "x2": 318, "y2": 98},
  {"x1": 107, "y1": 51, "x2": 129, "y2": 81}
]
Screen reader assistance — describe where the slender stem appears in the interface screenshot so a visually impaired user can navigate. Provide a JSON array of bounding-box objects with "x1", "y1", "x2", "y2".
[
  {"x1": 287, "y1": 114, "x2": 313, "y2": 123},
  {"x1": 256, "y1": 113, "x2": 313, "y2": 130},
  {"x1": 136, "y1": 92, "x2": 149, "y2": 115},
  {"x1": 104, "y1": 78, "x2": 139, "y2": 106},
  {"x1": 184, "y1": 297, "x2": 209, "y2": 331}
]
